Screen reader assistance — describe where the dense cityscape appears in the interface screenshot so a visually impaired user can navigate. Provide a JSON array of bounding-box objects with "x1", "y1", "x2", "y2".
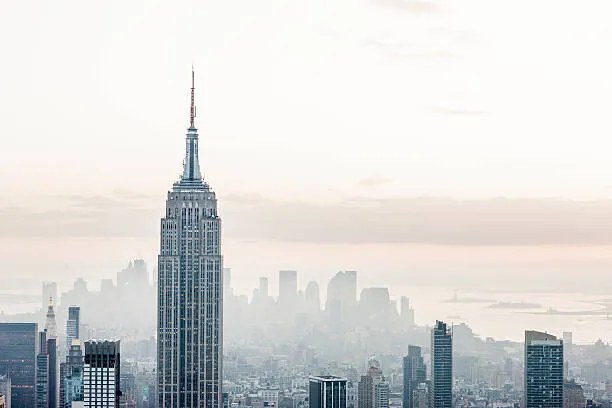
[{"x1": 0, "y1": 71, "x2": 610, "y2": 408}]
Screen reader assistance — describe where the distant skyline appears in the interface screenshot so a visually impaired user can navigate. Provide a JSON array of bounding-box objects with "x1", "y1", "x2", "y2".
[{"x1": 3, "y1": 1, "x2": 612, "y2": 301}]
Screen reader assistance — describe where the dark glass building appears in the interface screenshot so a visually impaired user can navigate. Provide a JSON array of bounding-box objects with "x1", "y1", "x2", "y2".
[
  {"x1": 309, "y1": 376, "x2": 347, "y2": 408},
  {"x1": 430, "y1": 321, "x2": 452, "y2": 408},
  {"x1": 524, "y1": 331, "x2": 563, "y2": 408},
  {"x1": 403, "y1": 345, "x2": 426, "y2": 408},
  {"x1": 0, "y1": 323, "x2": 38, "y2": 408}
]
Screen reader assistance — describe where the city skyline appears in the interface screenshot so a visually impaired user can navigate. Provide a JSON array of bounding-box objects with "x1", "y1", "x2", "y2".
[{"x1": 2, "y1": 1, "x2": 611, "y2": 407}]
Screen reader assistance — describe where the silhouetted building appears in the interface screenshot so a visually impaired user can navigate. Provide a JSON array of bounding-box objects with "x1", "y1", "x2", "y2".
[
  {"x1": 430, "y1": 321, "x2": 452, "y2": 408},
  {"x1": 0, "y1": 323, "x2": 38, "y2": 408},
  {"x1": 400, "y1": 297, "x2": 415, "y2": 327},
  {"x1": 157, "y1": 70, "x2": 223, "y2": 408},
  {"x1": 403, "y1": 346, "x2": 426, "y2": 408},
  {"x1": 326, "y1": 271, "x2": 357, "y2": 320},
  {"x1": 279, "y1": 271, "x2": 298, "y2": 306},
  {"x1": 524, "y1": 331, "x2": 563, "y2": 408},
  {"x1": 309, "y1": 376, "x2": 347, "y2": 408},
  {"x1": 304, "y1": 281, "x2": 321, "y2": 314},
  {"x1": 564, "y1": 380, "x2": 585, "y2": 408},
  {"x1": 84, "y1": 340, "x2": 120, "y2": 408}
]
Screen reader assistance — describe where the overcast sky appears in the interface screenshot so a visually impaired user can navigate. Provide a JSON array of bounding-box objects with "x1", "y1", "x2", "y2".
[{"x1": 2, "y1": 0, "x2": 612, "y2": 295}]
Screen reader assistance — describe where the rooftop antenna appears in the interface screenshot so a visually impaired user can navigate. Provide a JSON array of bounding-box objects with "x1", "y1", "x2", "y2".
[{"x1": 190, "y1": 66, "x2": 196, "y2": 128}]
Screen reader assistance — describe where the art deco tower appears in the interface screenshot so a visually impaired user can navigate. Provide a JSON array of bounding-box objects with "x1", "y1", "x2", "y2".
[{"x1": 158, "y1": 70, "x2": 223, "y2": 408}]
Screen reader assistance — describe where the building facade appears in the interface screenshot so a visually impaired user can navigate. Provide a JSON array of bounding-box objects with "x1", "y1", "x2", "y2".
[
  {"x1": 309, "y1": 376, "x2": 347, "y2": 408},
  {"x1": 357, "y1": 358, "x2": 389, "y2": 408},
  {"x1": 83, "y1": 340, "x2": 120, "y2": 408},
  {"x1": 430, "y1": 321, "x2": 452, "y2": 408},
  {"x1": 157, "y1": 70, "x2": 223, "y2": 408},
  {"x1": 524, "y1": 331, "x2": 563, "y2": 408},
  {"x1": 66, "y1": 307, "x2": 81, "y2": 354},
  {"x1": 0, "y1": 323, "x2": 38, "y2": 408},
  {"x1": 403, "y1": 346, "x2": 426, "y2": 408}
]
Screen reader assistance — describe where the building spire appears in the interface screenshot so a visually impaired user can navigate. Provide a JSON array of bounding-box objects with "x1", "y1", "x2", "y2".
[
  {"x1": 190, "y1": 65, "x2": 196, "y2": 129},
  {"x1": 178, "y1": 67, "x2": 204, "y2": 186}
]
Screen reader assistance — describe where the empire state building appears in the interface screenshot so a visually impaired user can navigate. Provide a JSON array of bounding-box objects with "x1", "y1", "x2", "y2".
[{"x1": 158, "y1": 70, "x2": 223, "y2": 408}]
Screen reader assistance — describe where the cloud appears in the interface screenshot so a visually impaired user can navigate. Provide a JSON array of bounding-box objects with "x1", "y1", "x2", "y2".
[
  {"x1": 363, "y1": 38, "x2": 456, "y2": 61},
  {"x1": 358, "y1": 176, "x2": 392, "y2": 187},
  {"x1": 6, "y1": 193, "x2": 612, "y2": 246},
  {"x1": 373, "y1": 0, "x2": 441, "y2": 14},
  {"x1": 222, "y1": 196, "x2": 612, "y2": 246},
  {"x1": 429, "y1": 106, "x2": 485, "y2": 116}
]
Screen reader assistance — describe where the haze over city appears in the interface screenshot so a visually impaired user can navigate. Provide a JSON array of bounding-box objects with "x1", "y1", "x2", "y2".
[{"x1": 1, "y1": 1, "x2": 612, "y2": 408}]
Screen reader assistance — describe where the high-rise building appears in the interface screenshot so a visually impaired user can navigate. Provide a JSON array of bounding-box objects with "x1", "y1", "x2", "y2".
[
  {"x1": 157, "y1": 70, "x2": 223, "y2": 408},
  {"x1": 304, "y1": 281, "x2": 321, "y2": 314},
  {"x1": 326, "y1": 271, "x2": 357, "y2": 312},
  {"x1": 66, "y1": 306, "x2": 80, "y2": 354},
  {"x1": 0, "y1": 323, "x2": 38, "y2": 408},
  {"x1": 42, "y1": 283, "x2": 58, "y2": 314},
  {"x1": 278, "y1": 271, "x2": 298, "y2": 305},
  {"x1": 44, "y1": 299, "x2": 58, "y2": 340},
  {"x1": 63, "y1": 340, "x2": 84, "y2": 408},
  {"x1": 357, "y1": 358, "x2": 388, "y2": 408},
  {"x1": 36, "y1": 331, "x2": 49, "y2": 408},
  {"x1": 117, "y1": 259, "x2": 149, "y2": 289},
  {"x1": 564, "y1": 380, "x2": 585, "y2": 408},
  {"x1": 309, "y1": 376, "x2": 347, "y2": 408},
  {"x1": 400, "y1": 297, "x2": 415, "y2": 327},
  {"x1": 524, "y1": 331, "x2": 563, "y2": 408},
  {"x1": 259, "y1": 277, "x2": 269, "y2": 299},
  {"x1": 430, "y1": 321, "x2": 452, "y2": 408},
  {"x1": 43, "y1": 300, "x2": 59, "y2": 408},
  {"x1": 83, "y1": 340, "x2": 120, "y2": 408},
  {"x1": 403, "y1": 346, "x2": 426, "y2": 408}
]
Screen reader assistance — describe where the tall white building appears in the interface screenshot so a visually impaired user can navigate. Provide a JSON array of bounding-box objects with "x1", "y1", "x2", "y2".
[
  {"x1": 157, "y1": 70, "x2": 223, "y2": 408},
  {"x1": 83, "y1": 340, "x2": 120, "y2": 408}
]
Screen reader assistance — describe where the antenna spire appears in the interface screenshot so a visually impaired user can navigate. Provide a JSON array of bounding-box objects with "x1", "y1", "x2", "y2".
[{"x1": 190, "y1": 66, "x2": 196, "y2": 128}]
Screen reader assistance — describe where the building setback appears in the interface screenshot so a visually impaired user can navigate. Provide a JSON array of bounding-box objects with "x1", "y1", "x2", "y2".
[{"x1": 157, "y1": 70, "x2": 223, "y2": 408}]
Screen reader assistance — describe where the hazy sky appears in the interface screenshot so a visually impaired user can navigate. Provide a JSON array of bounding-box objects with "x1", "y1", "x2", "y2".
[{"x1": 2, "y1": 0, "x2": 612, "y2": 296}]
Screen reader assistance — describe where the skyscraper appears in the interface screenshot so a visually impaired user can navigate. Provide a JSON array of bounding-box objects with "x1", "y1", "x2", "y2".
[
  {"x1": 400, "y1": 297, "x2": 415, "y2": 328},
  {"x1": 524, "y1": 331, "x2": 563, "y2": 408},
  {"x1": 278, "y1": 271, "x2": 298, "y2": 305},
  {"x1": 0, "y1": 323, "x2": 37, "y2": 408},
  {"x1": 403, "y1": 346, "x2": 426, "y2": 408},
  {"x1": 66, "y1": 306, "x2": 80, "y2": 354},
  {"x1": 158, "y1": 70, "x2": 223, "y2": 408},
  {"x1": 44, "y1": 300, "x2": 58, "y2": 408},
  {"x1": 62, "y1": 340, "x2": 84, "y2": 408},
  {"x1": 357, "y1": 358, "x2": 389, "y2": 408},
  {"x1": 36, "y1": 331, "x2": 48, "y2": 408},
  {"x1": 309, "y1": 376, "x2": 347, "y2": 408},
  {"x1": 430, "y1": 321, "x2": 452, "y2": 408},
  {"x1": 83, "y1": 340, "x2": 120, "y2": 408}
]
